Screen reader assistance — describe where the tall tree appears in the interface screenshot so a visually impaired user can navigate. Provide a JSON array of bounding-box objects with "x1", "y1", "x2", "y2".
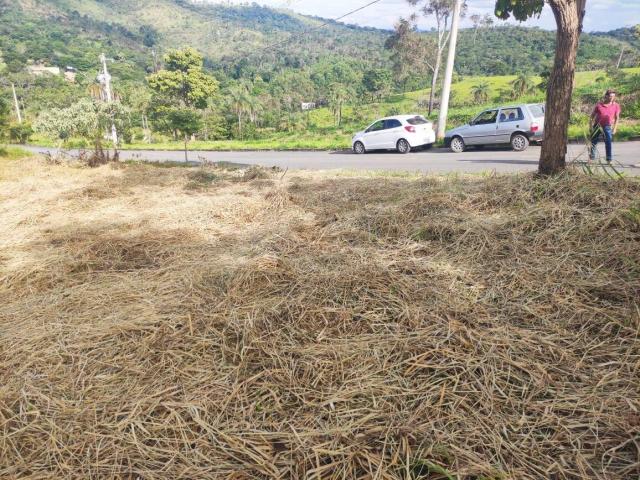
[
  {"x1": 147, "y1": 48, "x2": 218, "y2": 110},
  {"x1": 328, "y1": 83, "x2": 351, "y2": 127},
  {"x1": 227, "y1": 83, "x2": 251, "y2": 140},
  {"x1": 385, "y1": 18, "x2": 436, "y2": 94},
  {"x1": 147, "y1": 48, "x2": 218, "y2": 158},
  {"x1": 408, "y1": 0, "x2": 467, "y2": 115},
  {"x1": 385, "y1": 19, "x2": 419, "y2": 92},
  {"x1": 495, "y1": 0, "x2": 587, "y2": 175},
  {"x1": 470, "y1": 14, "x2": 482, "y2": 44},
  {"x1": 362, "y1": 68, "x2": 392, "y2": 102}
]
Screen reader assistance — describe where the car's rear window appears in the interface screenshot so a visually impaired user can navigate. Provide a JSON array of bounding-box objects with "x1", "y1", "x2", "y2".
[
  {"x1": 406, "y1": 116, "x2": 429, "y2": 125},
  {"x1": 528, "y1": 104, "x2": 545, "y2": 118}
]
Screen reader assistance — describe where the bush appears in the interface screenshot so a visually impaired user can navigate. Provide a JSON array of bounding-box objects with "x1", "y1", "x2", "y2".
[
  {"x1": 570, "y1": 111, "x2": 589, "y2": 126},
  {"x1": 385, "y1": 106, "x2": 401, "y2": 117},
  {"x1": 623, "y1": 98, "x2": 640, "y2": 120},
  {"x1": 9, "y1": 123, "x2": 34, "y2": 144}
]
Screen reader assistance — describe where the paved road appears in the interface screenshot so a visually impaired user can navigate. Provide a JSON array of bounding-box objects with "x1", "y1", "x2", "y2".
[{"x1": 24, "y1": 142, "x2": 640, "y2": 174}]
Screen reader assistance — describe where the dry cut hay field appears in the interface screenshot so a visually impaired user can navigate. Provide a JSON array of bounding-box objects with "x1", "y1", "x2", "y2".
[{"x1": 0, "y1": 157, "x2": 639, "y2": 480}]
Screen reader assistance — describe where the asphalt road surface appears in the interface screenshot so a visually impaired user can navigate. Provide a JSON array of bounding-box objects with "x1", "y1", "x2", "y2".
[{"x1": 24, "y1": 142, "x2": 640, "y2": 174}]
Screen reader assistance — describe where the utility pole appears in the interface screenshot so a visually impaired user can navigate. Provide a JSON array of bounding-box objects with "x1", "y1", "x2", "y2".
[
  {"x1": 98, "y1": 53, "x2": 118, "y2": 145},
  {"x1": 616, "y1": 46, "x2": 625, "y2": 69},
  {"x1": 436, "y1": 0, "x2": 462, "y2": 140},
  {"x1": 11, "y1": 83, "x2": 22, "y2": 124}
]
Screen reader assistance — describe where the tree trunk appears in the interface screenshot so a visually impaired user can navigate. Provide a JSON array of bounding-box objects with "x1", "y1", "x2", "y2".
[
  {"x1": 184, "y1": 135, "x2": 189, "y2": 163},
  {"x1": 428, "y1": 52, "x2": 442, "y2": 117},
  {"x1": 538, "y1": 0, "x2": 585, "y2": 175}
]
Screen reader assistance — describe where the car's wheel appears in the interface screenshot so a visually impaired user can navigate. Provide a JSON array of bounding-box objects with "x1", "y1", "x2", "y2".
[
  {"x1": 353, "y1": 141, "x2": 366, "y2": 154},
  {"x1": 450, "y1": 136, "x2": 465, "y2": 153},
  {"x1": 396, "y1": 138, "x2": 411, "y2": 154},
  {"x1": 511, "y1": 133, "x2": 529, "y2": 152}
]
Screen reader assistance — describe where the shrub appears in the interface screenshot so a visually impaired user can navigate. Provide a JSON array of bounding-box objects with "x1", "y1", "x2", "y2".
[{"x1": 9, "y1": 123, "x2": 34, "y2": 144}]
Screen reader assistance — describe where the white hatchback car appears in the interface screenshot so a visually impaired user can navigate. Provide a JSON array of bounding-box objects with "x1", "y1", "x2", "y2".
[{"x1": 352, "y1": 115, "x2": 436, "y2": 154}]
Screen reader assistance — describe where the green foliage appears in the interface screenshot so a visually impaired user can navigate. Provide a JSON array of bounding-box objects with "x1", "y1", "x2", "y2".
[
  {"x1": 0, "y1": 145, "x2": 30, "y2": 160},
  {"x1": 9, "y1": 123, "x2": 34, "y2": 144},
  {"x1": 471, "y1": 82, "x2": 490, "y2": 103},
  {"x1": 139, "y1": 25, "x2": 160, "y2": 48},
  {"x1": 510, "y1": 73, "x2": 536, "y2": 98},
  {"x1": 456, "y1": 26, "x2": 639, "y2": 75},
  {"x1": 147, "y1": 48, "x2": 219, "y2": 109},
  {"x1": 362, "y1": 68, "x2": 392, "y2": 101},
  {"x1": 34, "y1": 99, "x2": 130, "y2": 145},
  {"x1": 494, "y1": 0, "x2": 544, "y2": 22},
  {"x1": 165, "y1": 109, "x2": 203, "y2": 138},
  {"x1": 0, "y1": 49, "x2": 6, "y2": 74},
  {"x1": 0, "y1": 97, "x2": 10, "y2": 139}
]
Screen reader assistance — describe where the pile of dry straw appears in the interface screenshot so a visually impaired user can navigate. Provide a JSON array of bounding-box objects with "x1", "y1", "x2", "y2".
[{"x1": 1, "y1": 159, "x2": 638, "y2": 479}]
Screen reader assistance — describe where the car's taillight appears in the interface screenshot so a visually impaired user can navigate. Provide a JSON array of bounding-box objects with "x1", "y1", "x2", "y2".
[
  {"x1": 404, "y1": 126, "x2": 416, "y2": 133},
  {"x1": 530, "y1": 122, "x2": 539, "y2": 132}
]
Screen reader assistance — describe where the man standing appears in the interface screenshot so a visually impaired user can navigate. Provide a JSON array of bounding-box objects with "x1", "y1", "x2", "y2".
[{"x1": 590, "y1": 89, "x2": 621, "y2": 163}]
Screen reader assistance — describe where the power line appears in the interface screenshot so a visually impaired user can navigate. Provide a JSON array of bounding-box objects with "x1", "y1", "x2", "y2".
[{"x1": 256, "y1": 0, "x2": 385, "y2": 54}]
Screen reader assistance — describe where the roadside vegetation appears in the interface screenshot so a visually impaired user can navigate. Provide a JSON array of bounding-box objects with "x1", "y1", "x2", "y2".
[
  {"x1": 23, "y1": 67, "x2": 640, "y2": 151},
  {"x1": 0, "y1": 145, "x2": 29, "y2": 161},
  {"x1": 1, "y1": 158, "x2": 638, "y2": 478}
]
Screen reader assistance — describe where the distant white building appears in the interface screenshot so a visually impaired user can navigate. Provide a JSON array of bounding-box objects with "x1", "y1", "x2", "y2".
[
  {"x1": 27, "y1": 64, "x2": 61, "y2": 77},
  {"x1": 301, "y1": 102, "x2": 317, "y2": 111}
]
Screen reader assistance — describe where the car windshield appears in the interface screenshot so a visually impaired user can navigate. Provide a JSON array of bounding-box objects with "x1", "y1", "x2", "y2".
[{"x1": 406, "y1": 116, "x2": 429, "y2": 125}]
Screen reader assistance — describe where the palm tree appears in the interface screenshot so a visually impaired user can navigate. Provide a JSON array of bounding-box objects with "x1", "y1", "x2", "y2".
[
  {"x1": 227, "y1": 84, "x2": 251, "y2": 140},
  {"x1": 328, "y1": 83, "x2": 350, "y2": 127},
  {"x1": 471, "y1": 82, "x2": 490, "y2": 103},
  {"x1": 245, "y1": 96, "x2": 263, "y2": 126},
  {"x1": 510, "y1": 73, "x2": 535, "y2": 99}
]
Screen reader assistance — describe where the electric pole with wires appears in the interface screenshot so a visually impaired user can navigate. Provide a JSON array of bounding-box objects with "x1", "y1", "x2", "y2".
[
  {"x1": 97, "y1": 53, "x2": 118, "y2": 146},
  {"x1": 11, "y1": 83, "x2": 22, "y2": 124},
  {"x1": 437, "y1": 0, "x2": 462, "y2": 140}
]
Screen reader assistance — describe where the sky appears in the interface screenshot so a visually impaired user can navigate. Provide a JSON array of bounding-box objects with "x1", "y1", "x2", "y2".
[{"x1": 206, "y1": 0, "x2": 640, "y2": 32}]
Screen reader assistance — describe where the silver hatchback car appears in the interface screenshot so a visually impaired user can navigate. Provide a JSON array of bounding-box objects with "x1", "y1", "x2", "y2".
[{"x1": 445, "y1": 104, "x2": 545, "y2": 152}]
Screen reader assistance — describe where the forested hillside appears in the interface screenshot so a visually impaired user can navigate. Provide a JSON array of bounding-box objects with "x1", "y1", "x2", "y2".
[{"x1": 2, "y1": 0, "x2": 638, "y2": 80}]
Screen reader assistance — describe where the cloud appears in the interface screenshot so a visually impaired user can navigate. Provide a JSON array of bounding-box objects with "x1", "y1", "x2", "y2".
[{"x1": 202, "y1": 0, "x2": 640, "y2": 31}]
